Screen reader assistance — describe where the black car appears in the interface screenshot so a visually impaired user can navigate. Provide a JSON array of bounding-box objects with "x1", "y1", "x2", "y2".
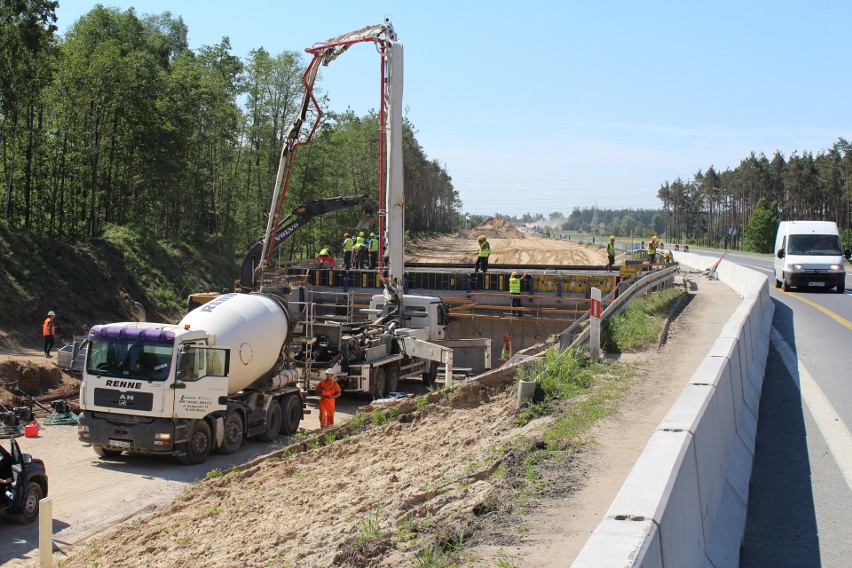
[{"x1": 0, "y1": 438, "x2": 48, "y2": 524}]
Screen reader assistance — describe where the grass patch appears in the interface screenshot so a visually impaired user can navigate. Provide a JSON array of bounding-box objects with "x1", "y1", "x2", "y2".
[{"x1": 603, "y1": 287, "x2": 683, "y2": 351}]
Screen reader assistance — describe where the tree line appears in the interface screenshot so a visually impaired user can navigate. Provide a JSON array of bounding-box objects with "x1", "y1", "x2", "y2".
[
  {"x1": 657, "y1": 142, "x2": 852, "y2": 251},
  {"x1": 1, "y1": 3, "x2": 459, "y2": 263}
]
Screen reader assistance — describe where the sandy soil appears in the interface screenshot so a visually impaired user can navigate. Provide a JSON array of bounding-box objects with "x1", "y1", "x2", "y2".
[{"x1": 406, "y1": 218, "x2": 608, "y2": 266}]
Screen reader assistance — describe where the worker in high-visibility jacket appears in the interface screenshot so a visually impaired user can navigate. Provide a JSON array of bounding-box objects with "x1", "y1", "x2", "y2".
[
  {"x1": 509, "y1": 271, "x2": 527, "y2": 315},
  {"x1": 342, "y1": 232, "x2": 354, "y2": 269},
  {"x1": 647, "y1": 237, "x2": 657, "y2": 263},
  {"x1": 318, "y1": 247, "x2": 335, "y2": 269},
  {"x1": 501, "y1": 333, "x2": 512, "y2": 360},
  {"x1": 368, "y1": 232, "x2": 379, "y2": 269},
  {"x1": 474, "y1": 235, "x2": 491, "y2": 273},
  {"x1": 316, "y1": 369, "x2": 342, "y2": 429},
  {"x1": 42, "y1": 310, "x2": 56, "y2": 358},
  {"x1": 606, "y1": 236, "x2": 616, "y2": 271},
  {"x1": 354, "y1": 231, "x2": 368, "y2": 269}
]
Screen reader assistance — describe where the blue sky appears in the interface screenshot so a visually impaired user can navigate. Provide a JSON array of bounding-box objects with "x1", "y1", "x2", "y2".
[{"x1": 57, "y1": 1, "x2": 851, "y2": 217}]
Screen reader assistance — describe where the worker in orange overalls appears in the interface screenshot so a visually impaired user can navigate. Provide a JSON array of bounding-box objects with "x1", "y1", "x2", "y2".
[{"x1": 316, "y1": 368, "x2": 342, "y2": 429}]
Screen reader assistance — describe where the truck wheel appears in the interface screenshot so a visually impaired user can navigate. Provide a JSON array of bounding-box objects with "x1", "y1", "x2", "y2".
[
  {"x1": 92, "y1": 445, "x2": 123, "y2": 458},
  {"x1": 256, "y1": 402, "x2": 282, "y2": 442},
  {"x1": 372, "y1": 367, "x2": 387, "y2": 398},
  {"x1": 280, "y1": 395, "x2": 301, "y2": 436},
  {"x1": 422, "y1": 361, "x2": 439, "y2": 386},
  {"x1": 177, "y1": 420, "x2": 212, "y2": 465},
  {"x1": 216, "y1": 412, "x2": 243, "y2": 454},
  {"x1": 12, "y1": 482, "x2": 43, "y2": 524},
  {"x1": 387, "y1": 364, "x2": 400, "y2": 393},
  {"x1": 837, "y1": 279, "x2": 846, "y2": 293}
]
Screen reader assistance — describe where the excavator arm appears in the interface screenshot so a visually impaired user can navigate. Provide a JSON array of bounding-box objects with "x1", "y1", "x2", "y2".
[{"x1": 240, "y1": 194, "x2": 375, "y2": 290}]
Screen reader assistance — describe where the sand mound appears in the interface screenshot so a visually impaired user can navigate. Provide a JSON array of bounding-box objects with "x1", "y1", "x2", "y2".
[{"x1": 464, "y1": 218, "x2": 528, "y2": 240}]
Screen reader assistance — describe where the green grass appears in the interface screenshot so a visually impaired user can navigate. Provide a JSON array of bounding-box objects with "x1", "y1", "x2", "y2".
[{"x1": 603, "y1": 287, "x2": 683, "y2": 351}]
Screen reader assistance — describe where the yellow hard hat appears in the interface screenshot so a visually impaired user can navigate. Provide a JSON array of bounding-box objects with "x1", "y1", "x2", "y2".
[
  {"x1": 610, "y1": 235, "x2": 615, "y2": 241},
  {"x1": 343, "y1": 232, "x2": 349, "y2": 237},
  {"x1": 511, "y1": 271, "x2": 518, "y2": 277},
  {"x1": 359, "y1": 231, "x2": 365, "y2": 237},
  {"x1": 477, "y1": 235, "x2": 485, "y2": 242},
  {"x1": 370, "y1": 232, "x2": 375, "y2": 237}
]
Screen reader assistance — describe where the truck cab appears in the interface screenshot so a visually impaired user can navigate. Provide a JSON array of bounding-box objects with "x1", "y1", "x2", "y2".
[{"x1": 367, "y1": 293, "x2": 449, "y2": 341}]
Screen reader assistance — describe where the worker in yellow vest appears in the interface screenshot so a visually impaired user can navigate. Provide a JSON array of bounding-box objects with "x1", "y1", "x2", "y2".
[
  {"x1": 369, "y1": 232, "x2": 379, "y2": 269},
  {"x1": 647, "y1": 237, "x2": 657, "y2": 263},
  {"x1": 474, "y1": 235, "x2": 491, "y2": 273},
  {"x1": 509, "y1": 270, "x2": 527, "y2": 315},
  {"x1": 342, "y1": 232, "x2": 354, "y2": 269},
  {"x1": 606, "y1": 236, "x2": 616, "y2": 271}
]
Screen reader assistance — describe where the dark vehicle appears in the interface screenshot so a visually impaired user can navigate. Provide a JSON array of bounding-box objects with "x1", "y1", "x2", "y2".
[{"x1": 0, "y1": 438, "x2": 48, "y2": 524}]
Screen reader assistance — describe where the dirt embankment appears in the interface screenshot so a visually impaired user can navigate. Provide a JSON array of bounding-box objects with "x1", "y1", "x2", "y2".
[{"x1": 406, "y1": 218, "x2": 608, "y2": 266}]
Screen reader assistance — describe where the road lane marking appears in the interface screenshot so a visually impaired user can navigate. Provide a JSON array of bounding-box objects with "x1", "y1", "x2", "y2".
[
  {"x1": 776, "y1": 290, "x2": 852, "y2": 330},
  {"x1": 771, "y1": 328, "x2": 852, "y2": 491}
]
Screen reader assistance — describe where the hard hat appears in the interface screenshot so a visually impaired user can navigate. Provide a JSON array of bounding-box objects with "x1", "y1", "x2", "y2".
[
  {"x1": 359, "y1": 231, "x2": 365, "y2": 237},
  {"x1": 370, "y1": 233, "x2": 375, "y2": 237},
  {"x1": 325, "y1": 368, "x2": 334, "y2": 375},
  {"x1": 343, "y1": 232, "x2": 349, "y2": 237},
  {"x1": 477, "y1": 235, "x2": 485, "y2": 242},
  {"x1": 503, "y1": 333, "x2": 510, "y2": 341},
  {"x1": 47, "y1": 310, "x2": 55, "y2": 317},
  {"x1": 610, "y1": 235, "x2": 615, "y2": 241},
  {"x1": 511, "y1": 271, "x2": 518, "y2": 277},
  {"x1": 319, "y1": 248, "x2": 329, "y2": 256}
]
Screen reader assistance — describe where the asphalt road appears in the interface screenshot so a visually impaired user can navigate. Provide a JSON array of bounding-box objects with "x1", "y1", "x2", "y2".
[{"x1": 687, "y1": 249, "x2": 852, "y2": 567}]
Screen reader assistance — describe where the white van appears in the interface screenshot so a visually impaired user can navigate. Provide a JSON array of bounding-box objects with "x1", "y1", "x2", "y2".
[{"x1": 774, "y1": 221, "x2": 846, "y2": 293}]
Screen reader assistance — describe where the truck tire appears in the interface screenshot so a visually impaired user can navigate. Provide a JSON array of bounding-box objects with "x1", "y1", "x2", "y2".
[
  {"x1": 422, "y1": 361, "x2": 439, "y2": 387},
  {"x1": 216, "y1": 412, "x2": 243, "y2": 454},
  {"x1": 837, "y1": 278, "x2": 846, "y2": 293},
  {"x1": 387, "y1": 364, "x2": 400, "y2": 393},
  {"x1": 372, "y1": 367, "x2": 388, "y2": 398},
  {"x1": 92, "y1": 445, "x2": 123, "y2": 458},
  {"x1": 12, "y1": 482, "x2": 43, "y2": 524},
  {"x1": 280, "y1": 395, "x2": 301, "y2": 436},
  {"x1": 177, "y1": 420, "x2": 212, "y2": 465},
  {"x1": 256, "y1": 402, "x2": 282, "y2": 442}
]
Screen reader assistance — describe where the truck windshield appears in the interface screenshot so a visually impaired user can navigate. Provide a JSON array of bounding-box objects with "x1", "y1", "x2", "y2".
[
  {"x1": 86, "y1": 340, "x2": 173, "y2": 382},
  {"x1": 788, "y1": 234, "x2": 843, "y2": 256}
]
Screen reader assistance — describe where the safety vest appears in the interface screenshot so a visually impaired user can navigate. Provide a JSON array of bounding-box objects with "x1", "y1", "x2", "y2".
[
  {"x1": 648, "y1": 241, "x2": 655, "y2": 255},
  {"x1": 478, "y1": 241, "x2": 491, "y2": 257},
  {"x1": 319, "y1": 248, "x2": 330, "y2": 256},
  {"x1": 607, "y1": 242, "x2": 615, "y2": 255},
  {"x1": 42, "y1": 318, "x2": 55, "y2": 336},
  {"x1": 501, "y1": 341, "x2": 512, "y2": 359},
  {"x1": 509, "y1": 276, "x2": 521, "y2": 294},
  {"x1": 343, "y1": 237, "x2": 353, "y2": 252},
  {"x1": 355, "y1": 236, "x2": 365, "y2": 250},
  {"x1": 369, "y1": 238, "x2": 378, "y2": 252}
]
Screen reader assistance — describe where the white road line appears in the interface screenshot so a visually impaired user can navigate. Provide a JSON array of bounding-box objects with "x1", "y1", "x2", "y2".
[{"x1": 771, "y1": 327, "x2": 852, "y2": 490}]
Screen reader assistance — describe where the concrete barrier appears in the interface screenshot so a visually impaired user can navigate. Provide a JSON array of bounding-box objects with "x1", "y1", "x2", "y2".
[{"x1": 572, "y1": 251, "x2": 774, "y2": 567}]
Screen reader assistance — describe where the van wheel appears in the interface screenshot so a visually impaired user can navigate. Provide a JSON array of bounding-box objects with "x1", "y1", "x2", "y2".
[
  {"x1": 775, "y1": 277, "x2": 781, "y2": 288},
  {"x1": 280, "y1": 395, "x2": 302, "y2": 436},
  {"x1": 837, "y1": 279, "x2": 846, "y2": 294},
  {"x1": 12, "y1": 482, "x2": 43, "y2": 524},
  {"x1": 177, "y1": 420, "x2": 212, "y2": 465},
  {"x1": 216, "y1": 412, "x2": 243, "y2": 454},
  {"x1": 782, "y1": 276, "x2": 790, "y2": 292}
]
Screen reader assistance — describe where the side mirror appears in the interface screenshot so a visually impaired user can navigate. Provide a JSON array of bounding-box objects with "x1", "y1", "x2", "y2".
[
  {"x1": 22, "y1": 454, "x2": 32, "y2": 465},
  {"x1": 776, "y1": 249, "x2": 785, "y2": 259}
]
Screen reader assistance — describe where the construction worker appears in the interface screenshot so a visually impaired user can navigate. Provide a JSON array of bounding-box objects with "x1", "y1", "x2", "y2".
[
  {"x1": 369, "y1": 232, "x2": 379, "y2": 269},
  {"x1": 342, "y1": 232, "x2": 354, "y2": 269},
  {"x1": 509, "y1": 271, "x2": 527, "y2": 315},
  {"x1": 316, "y1": 368, "x2": 342, "y2": 429},
  {"x1": 647, "y1": 237, "x2": 657, "y2": 263},
  {"x1": 501, "y1": 333, "x2": 512, "y2": 360},
  {"x1": 42, "y1": 310, "x2": 56, "y2": 358},
  {"x1": 318, "y1": 247, "x2": 335, "y2": 269},
  {"x1": 354, "y1": 231, "x2": 368, "y2": 269},
  {"x1": 474, "y1": 235, "x2": 491, "y2": 273},
  {"x1": 606, "y1": 236, "x2": 616, "y2": 271}
]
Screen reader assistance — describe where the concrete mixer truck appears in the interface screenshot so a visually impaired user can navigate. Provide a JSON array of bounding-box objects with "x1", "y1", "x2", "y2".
[{"x1": 77, "y1": 292, "x2": 304, "y2": 465}]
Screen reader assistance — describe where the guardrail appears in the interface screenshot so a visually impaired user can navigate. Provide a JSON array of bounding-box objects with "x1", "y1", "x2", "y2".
[
  {"x1": 559, "y1": 264, "x2": 680, "y2": 350},
  {"x1": 572, "y1": 251, "x2": 774, "y2": 567}
]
